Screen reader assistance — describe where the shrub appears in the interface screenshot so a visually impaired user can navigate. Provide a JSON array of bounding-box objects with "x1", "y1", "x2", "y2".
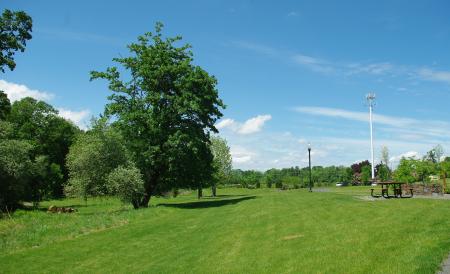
[
  {"x1": 66, "y1": 123, "x2": 129, "y2": 199},
  {"x1": 106, "y1": 165, "x2": 145, "y2": 209},
  {"x1": 256, "y1": 181, "x2": 261, "y2": 188},
  {"x1": 275, "y1": 181, "x2": 283, "y2": 189},
  {"x1": 266, "y1": 181, "x2": 272, "y2": 188},
  {"x1": 172, "y1": 188, "x2": 179, "y2": 197}
]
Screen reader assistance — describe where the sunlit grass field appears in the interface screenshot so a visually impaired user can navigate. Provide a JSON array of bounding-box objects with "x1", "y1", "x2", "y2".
[{"x1": 1, "y1": 187, "x2": 449, "y2": 273}]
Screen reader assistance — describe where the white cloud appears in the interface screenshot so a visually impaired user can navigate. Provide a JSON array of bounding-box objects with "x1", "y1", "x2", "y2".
[
  {"x1": 287, "y1": 11, "x2": 299, "y2": 17},
  {"x1": 216, "y1": 118, "x2": 237, "y2": 130},
  {"x1": 0, "y1": 80, "x2": 91, "y2": 130},
  {"x1": 216, "y1": 114, "x2": 272, "y2": 135},
  {"x1": 57, "y1": 108, "x2": 90, "y2": 130},
  {"x1": 0, "y1": 79, "x2": 54, "y2": 102},
  {"x1": 238, "y1": 115, "x2": 272, "y2": 134},
  {"x1": 230, "y1": 146, "x2": 255, "y2": 165},
  {"x1": 389, "y1": 151, "x2": 420, "y2": 162}
]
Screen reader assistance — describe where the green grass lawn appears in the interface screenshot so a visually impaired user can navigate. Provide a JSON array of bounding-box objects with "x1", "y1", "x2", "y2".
[{"x1": 1, "y1": 187, "x2": 450, "y2": 273}]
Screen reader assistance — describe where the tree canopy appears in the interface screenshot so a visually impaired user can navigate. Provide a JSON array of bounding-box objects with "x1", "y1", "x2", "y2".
[
  {"x1": 90, "y1": 23, "x2": 224, "y2": 207},
  {"x1": 0, "y1": 9, "x2": 32, "y2": 73}
]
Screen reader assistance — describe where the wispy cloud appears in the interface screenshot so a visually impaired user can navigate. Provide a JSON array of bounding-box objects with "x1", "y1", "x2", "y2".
[
  {"x1": 293, "y1": 106, "x2": 450, "y2": 135},
  {"x1": 292, "y1": 54, "x2": 335, "y2": 73},
  {"x1": 0, "y1": 79, "x2": 54, "y2": 102},
  {"x1": 232, "y1": 41, "x2": 450, "y2": 85},
  {"x1": 293, "y1": 106, "x2": 418, "y2": 128},
  {"x1": 216, "y1": 114, "x2": 272, "y2": 135},
  {"x1": 292, "y1": 106, "x2": 450, "y2": 164},
  {"x1": 287, "y1": 11, "x2": 299, "y2": 17},
  {"x1": 36, "y1": 27, "x2": 123, "y2": 46},
  {"x1": 231, "y1": 41, "x2": 279, "y2": 57},
  {"x1": 417, "y1": 68, "x2": 450, "y2": 84}
]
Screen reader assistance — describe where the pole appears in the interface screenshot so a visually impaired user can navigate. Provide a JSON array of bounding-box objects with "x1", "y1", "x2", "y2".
[
  {"x1": 308, "y1": 145, "x2": 312, "y2": 192},
  {"x1": 443, "y1": 171, "x2": 446, "y2": 195},
  {"x1": 368, "y1": 94, "x2": 375, "y2": 181}
]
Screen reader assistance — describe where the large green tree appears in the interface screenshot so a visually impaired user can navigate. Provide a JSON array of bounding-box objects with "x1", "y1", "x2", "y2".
[
  {"x1": 0, "y1": 9, "x2": 32, "y2": 73},
  {"x1": 90, "y1": 23, "x2": 224, "y2": 207},
  {"x1": 210, "y1": 135, "x2": 232, "y2": 196}
]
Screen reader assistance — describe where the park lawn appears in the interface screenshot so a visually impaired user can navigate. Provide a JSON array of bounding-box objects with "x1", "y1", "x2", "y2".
[{"x1": 1, "y1": 187, "x2": 450, "y2": 273}]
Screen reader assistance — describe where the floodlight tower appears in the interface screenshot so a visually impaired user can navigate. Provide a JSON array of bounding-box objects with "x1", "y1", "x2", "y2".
[{"x1": 366, "y1": 93, "x2": 376, "y2": 181}]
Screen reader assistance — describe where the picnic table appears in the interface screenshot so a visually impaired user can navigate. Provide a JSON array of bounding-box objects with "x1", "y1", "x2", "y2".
[{"x1": 371, "y1": 182, "x2": 413, "y2": 198}]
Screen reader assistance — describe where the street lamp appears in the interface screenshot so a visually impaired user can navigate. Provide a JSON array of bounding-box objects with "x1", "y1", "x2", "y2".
[{"x1": 308, "y1": 143, "x2": 312, "y2": 192}]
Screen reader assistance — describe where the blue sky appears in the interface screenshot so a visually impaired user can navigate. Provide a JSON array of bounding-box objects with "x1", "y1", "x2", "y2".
[{"x1": 1, "y1": 0, "x2": 450, "y2": 170}]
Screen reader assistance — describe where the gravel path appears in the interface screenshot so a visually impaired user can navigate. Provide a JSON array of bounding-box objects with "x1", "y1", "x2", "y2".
[{"x1": 438, "y1": 253, "x2": 450, "y2": 274}]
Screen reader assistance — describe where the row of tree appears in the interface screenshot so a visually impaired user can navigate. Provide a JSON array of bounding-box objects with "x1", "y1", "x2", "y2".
[
  {"x1": 222, "y1": 145, "x2": 449, "y2": 189},
  {"x1": 0, "y1": 96, "x2": 80, "y2": 210}
]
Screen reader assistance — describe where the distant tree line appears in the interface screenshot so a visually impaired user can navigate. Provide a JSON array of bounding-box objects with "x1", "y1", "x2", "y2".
[{"x1": 222, "y1": 145, "x2": 449, "y2": 190}]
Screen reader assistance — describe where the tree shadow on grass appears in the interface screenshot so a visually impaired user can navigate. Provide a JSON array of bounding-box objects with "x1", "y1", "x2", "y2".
[
  {"x1": 215, "y1": 194, "x2": 251, "y2": 198},
  {"x1": 157, "y1": 195, "x2": 257, "y2": 209},
  {"x1": 201, "y1": 194, "x2": 250, "y2": 199}
]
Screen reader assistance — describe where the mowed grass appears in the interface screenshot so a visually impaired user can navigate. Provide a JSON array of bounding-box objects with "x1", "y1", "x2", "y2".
[{"x1": 1, "y1": 187, "x2": 450, "y2": 273}]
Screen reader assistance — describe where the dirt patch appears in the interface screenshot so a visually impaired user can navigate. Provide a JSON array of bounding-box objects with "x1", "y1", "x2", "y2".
[
  {"x1": 355, "y1": 196, "x2": 387, "y2": 201},
  {"x1": 281, "y1": 234, "x2": 304, "y2": 240}
]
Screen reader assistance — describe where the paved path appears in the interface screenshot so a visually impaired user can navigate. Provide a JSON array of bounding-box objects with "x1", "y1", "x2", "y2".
[{"x1": 438, "y1": 253, "x2": 450, "y2": 274}]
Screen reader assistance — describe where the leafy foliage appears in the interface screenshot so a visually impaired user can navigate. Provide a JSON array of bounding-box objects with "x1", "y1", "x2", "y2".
[
  {"x1": 90, "y1": 23, "x2": 224, "y2": 207},
  {"x1": 66, "y1": 121, "x2": 129, "y2": 200},
  {"x1": 7, "y1": 97, "x2": 79, "y2": 197},
  {"x1": 375, "y1": 163, "x2": 391, "y2": 182},
  {"x1": 360, "y1": 165, "x2": 371, "y2": 184},
  {"x1": 381, "y1": 145, "x2": 389, "y2": 166},
  {"x1": 0, "y1": 139, "x2": 33, "y2": 211},
  {"x1": 210, "y1": 135, "x2": 232, "y2": 196},
  {"x1": 107, "y1": 165, "x2": 145, "y2": 209},
  {"x1": 424, "y1": 144, "x2": 444, "y2": 163},
  {"x1": 0, "y1": 9, "x2": 32, "y2": 72},
  {"x1": 0, "y1": 90, "x2": 11, "y2": 119}
]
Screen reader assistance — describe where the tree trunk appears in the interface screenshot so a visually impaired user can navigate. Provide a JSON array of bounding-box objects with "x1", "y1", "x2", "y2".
[
  {"x1": 131, "y1": 199, "x2": 139, "y2": 209},
  {"x1": 211, "y1": 184, "x2": 216, "y2": 197},
  {"x1": 140, "y1": 192, "x2": 151, "y2": 208},
  {"x1": 197, "y1": 187, "x2": 202, "y2": 199},
  {"x1": 140, "y1": 183, "x2": 153, "y2": 208}
]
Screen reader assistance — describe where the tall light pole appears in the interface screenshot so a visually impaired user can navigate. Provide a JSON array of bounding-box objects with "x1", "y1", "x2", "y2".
[
  {"x1": 366, "y1": 93, "x2": 376, "y2": 181},
  {"x1": 308, "y1": 143, "x2": 312, "y2": 192}
]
